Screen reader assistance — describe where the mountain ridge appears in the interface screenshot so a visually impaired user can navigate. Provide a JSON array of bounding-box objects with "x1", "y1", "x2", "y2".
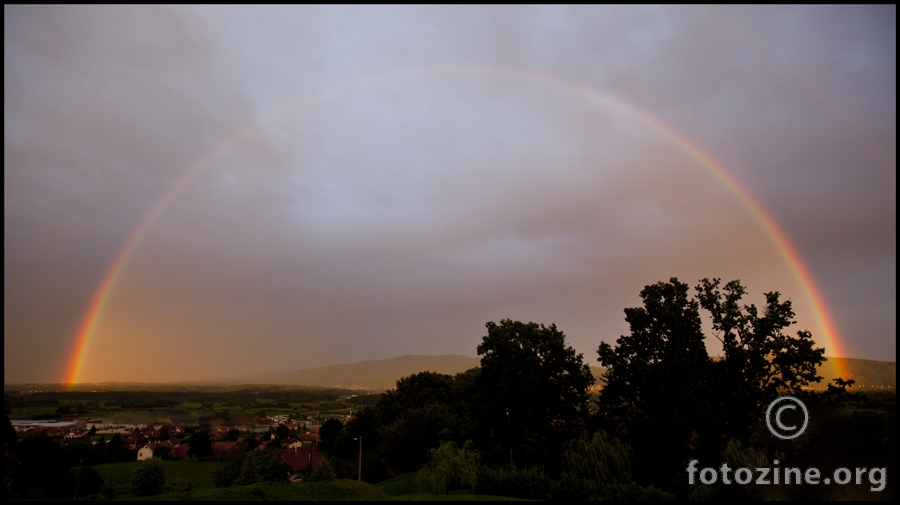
[
  {"x1": 214, "y1": 354, "x2": 895, "y2": 391},
  {"x1": 6, "y1": 355, "x2": 892, "y2": 392}
]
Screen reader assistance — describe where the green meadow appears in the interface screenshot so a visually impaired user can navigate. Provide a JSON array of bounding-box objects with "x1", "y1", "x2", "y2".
[{"x1": 90, "y1": 462, "x2": 520, "y2": 501}]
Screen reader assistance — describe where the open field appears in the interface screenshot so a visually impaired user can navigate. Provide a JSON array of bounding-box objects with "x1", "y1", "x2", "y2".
[
  {"x1": 94, "y1": 460, "x2": 222, "y2": 497},
  {"x1": 90, "y1": 463, "x2": 520, "y2": 501}
]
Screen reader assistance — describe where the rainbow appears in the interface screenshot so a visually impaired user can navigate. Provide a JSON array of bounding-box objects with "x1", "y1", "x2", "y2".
[{"x1": 63, "y1": 65, "x2": 848, "y2": 384}]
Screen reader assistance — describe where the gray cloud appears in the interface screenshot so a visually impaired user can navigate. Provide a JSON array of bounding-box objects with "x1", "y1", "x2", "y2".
[{"x1": 5, "y1": 5, "x2": 894, "y2": 382}]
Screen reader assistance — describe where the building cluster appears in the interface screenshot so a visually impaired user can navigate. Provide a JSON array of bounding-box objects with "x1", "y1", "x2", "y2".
[{"x1": 12, "y1": 416, "x2": 328, "y2": 476}]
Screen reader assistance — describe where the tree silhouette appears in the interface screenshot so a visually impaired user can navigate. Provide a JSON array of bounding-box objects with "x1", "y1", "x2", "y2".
[
  {"x1": 597, "y1": 278, "x2": 712, "y2": 488},
  {"x1": 475, "y1": 319, "x2": 594, "y2": 470},
  {"x1": 695, "y1": 278, "x2": 825, "y2": 441},
  {"x1": 596, "y1": 277, "x2": 827, "y2": 489},
  {"x1": 187, "y1": 430, "x2": 213, "y2": 460}
]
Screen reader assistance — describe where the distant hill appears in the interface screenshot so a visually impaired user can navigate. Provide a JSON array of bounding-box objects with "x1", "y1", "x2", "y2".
[
  {"x1": 219, "y1": 355, "x2": 892, "y2": 392},
  {"x1": 11, "y1": 355, "x2": 886, "y2": 393},
  {"x1": 220, "y1": 354, "x2": 482, "y2": 390},
  {"x1": 814, "y1": 357, "x2": 896, "y2": 390}
]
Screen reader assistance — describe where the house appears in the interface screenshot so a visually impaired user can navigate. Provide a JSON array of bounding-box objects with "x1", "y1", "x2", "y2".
[
  {"x1": 137, "y1": 446, "x2": 154, "y2": 461},
  {"x1": 66, "y1": 427, "x2": 88, "y2": 438},
  {"x1": 211, "y1": 441, "x2": 238, "y2": 459},
  {"x1": 137, "y1": 441, "x2": 174, "y2": 461},
  {"x1": 63, "y1": 436, "x2": 92, "y2": 446},
  {"x1": 172, "y1": 444, "x2": 190, "y2": 459},
  {"x1": 280, "y1": 446, "x2": 323, "y2": 474}
]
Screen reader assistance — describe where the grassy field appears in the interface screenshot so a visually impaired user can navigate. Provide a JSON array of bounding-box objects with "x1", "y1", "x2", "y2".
[
  {"x1": 89, "y1": 462, "x2": 521, "y2": 500},
  {"x1": 93, "y1": 459, "x2": 223, "y2": 498},
  {"x1": 133, "y1": 479, "x2": 519, "y2": 501},
  {"x1": 376, "y1": 471, "x2": 420, "y2": 496},
  {"x1": 373, "y1": 471, "x2": 520, "y2": 501}
]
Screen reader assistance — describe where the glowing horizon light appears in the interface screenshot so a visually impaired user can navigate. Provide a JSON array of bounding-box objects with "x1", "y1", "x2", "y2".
[{"x1": 63, "y1": 65, "x2": 848, "y2": 384}]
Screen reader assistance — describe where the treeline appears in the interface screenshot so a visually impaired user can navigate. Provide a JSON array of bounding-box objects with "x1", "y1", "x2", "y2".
[
  {"x1": 4, "y1": 388, "x2": 350, "y2": 413},
  {"x1": 3, "y1": 428, "x2": 138, "y2": 498},
  {"x1": 311, "y1": 278, "x2": 895, "y2": 500}
]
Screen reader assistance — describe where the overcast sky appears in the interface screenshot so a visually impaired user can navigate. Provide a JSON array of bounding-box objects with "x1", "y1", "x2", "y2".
[{"x1": 5, "y1": 5, "x2": 895, "y2": 383}]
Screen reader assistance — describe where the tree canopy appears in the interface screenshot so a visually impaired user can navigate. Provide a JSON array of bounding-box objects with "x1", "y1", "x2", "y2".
[
  {"x1": 597, "y1": 277, "x2": 827, "y2": 489},
  {"x1": 475, "y1": 319, "x2": 595, "y2": 469}
]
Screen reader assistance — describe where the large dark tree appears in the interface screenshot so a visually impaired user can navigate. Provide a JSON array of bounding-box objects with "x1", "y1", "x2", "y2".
[
  {"x1": 12, "y1": 435, "x2": 69, "y2": 496},
  {"x1": 318, "y1": 418, "x2": 343, "y2": 454},
  {"x1": 694, "y1": 278, "x2": 825, "y2": 439},
  {"x1": 475, "y1": 319, "x2": 594, "y2": 471},
  {"x1": 187, "y1": 430, "x2": 213, "y2": 460},
  {"x1": 597, "y1": 278, "x2": 827, "y2": 491},
  {"x1": 332, "y1": 406, "x2": 387, "y2": 482},
  {"x1": 374, "y1": 372, "x2": 465, "y2": 474},
  {"x1": 597, "y1": 278, "x2": 713, "y2": 488}
]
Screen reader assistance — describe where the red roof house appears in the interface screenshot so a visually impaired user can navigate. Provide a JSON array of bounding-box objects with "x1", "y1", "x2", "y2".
[
  {"x1": 211, "y1": 441, "x2": 238, "y2": 459},
  {"x1": 280, "y1": 446, "x2": 323, "y2": 473},
  {"x1": 172, "y1": 444, "x2": 190, "y2": 459}
]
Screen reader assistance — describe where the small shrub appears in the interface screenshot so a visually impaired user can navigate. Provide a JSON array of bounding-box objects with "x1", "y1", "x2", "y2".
[
  {"x1": 67, "y1": 465, "x2": 104, "y2": 496},
  {"x1": 416, "y1": 441, "x2": 479, "y2": 494},
  {"x1": 328, "y1": 457, "x2": 358, "y2": 479},
  {"x1": 596, "y1": 482, "x2": 675, "y2": 501},
  {"x1": 172, "y1": 481, "x2": 194, "y2": 493},
  {"x1": 100, "y1": 478, "x2": 117, "y2": 500},
  {"x1": 310, "y1": 459, "x2": 337, "y2": 481},
  {"x1": 131, "y1": 458, "x2": 166, "y2": 496},
  {"x1": 476, "y1": 466, "x2": 551, "y2": 499},
  {"x1": 550, "y1": 472, "x2": 593, "y2": 501},
  {"x1": 238, "y1": 449, "x2": 292, "y2": 484}
]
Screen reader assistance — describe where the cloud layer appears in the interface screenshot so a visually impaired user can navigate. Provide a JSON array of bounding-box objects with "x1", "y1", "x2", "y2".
[{"x1": 5, "y1": 5, "x2": 895, "y2": 382}]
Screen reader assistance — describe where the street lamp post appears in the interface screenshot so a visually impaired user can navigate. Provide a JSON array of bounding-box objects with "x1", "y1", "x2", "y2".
[
  {"x1": 506, "y1": 409, "x2": 513, "y2": 466},
  {"x1": 354, "y1": 436, "x2": 362, "y2": 481}
]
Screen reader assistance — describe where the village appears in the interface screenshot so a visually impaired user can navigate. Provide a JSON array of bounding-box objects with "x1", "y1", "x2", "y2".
[{"x1": 10, "y1": 411, "x2": 355, "y2": 480}]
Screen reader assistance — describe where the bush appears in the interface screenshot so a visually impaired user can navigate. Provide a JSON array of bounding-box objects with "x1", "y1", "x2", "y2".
[
  {"x1": 563, "y1": 431, "x2": 633, "y2": 487},
  {"x1": 328, "y1": 457, "x2": 358, "y2": 479},
  {"x1": 100, "y1": 478, "x2": 117, "y2": 500},
  {"x1": 131, "y1": 458, "x2": 166, "y2": 496},
  {"x1": 416, "y1": 441, "x2": 479, "y2": 494},
  {"x1": 214, "y1": 444, "x2": 250, "y2": 487},
  {"x1": 67, "y1": 465, "x2": 104, "y2": 497},
  {"x1": 550, "y1": 472, "x2": 593, "y2": 501},
  {"x1": 476, "y1": 466, "x2": 551, "y2": 499},
  {"x1": 239, "y1": 449, "x2": 293, "y2": 484},
  {"x1": 596, "y1": 482, "x2": 675, "y2": 501},
  {"x1": 310, "y1": 459, "x2": 337, "y2": 481},
  {"x1": 215, "y1": 446, "x2": 291, "y2": 487},
  {"x1": 171, "y1": 481, "x2": 194, "y2": 493}
]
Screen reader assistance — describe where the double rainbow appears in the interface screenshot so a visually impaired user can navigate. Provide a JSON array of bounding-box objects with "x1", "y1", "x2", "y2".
[{"x1": 63, "y1": 65, "x2": 847, "y2": 384}]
